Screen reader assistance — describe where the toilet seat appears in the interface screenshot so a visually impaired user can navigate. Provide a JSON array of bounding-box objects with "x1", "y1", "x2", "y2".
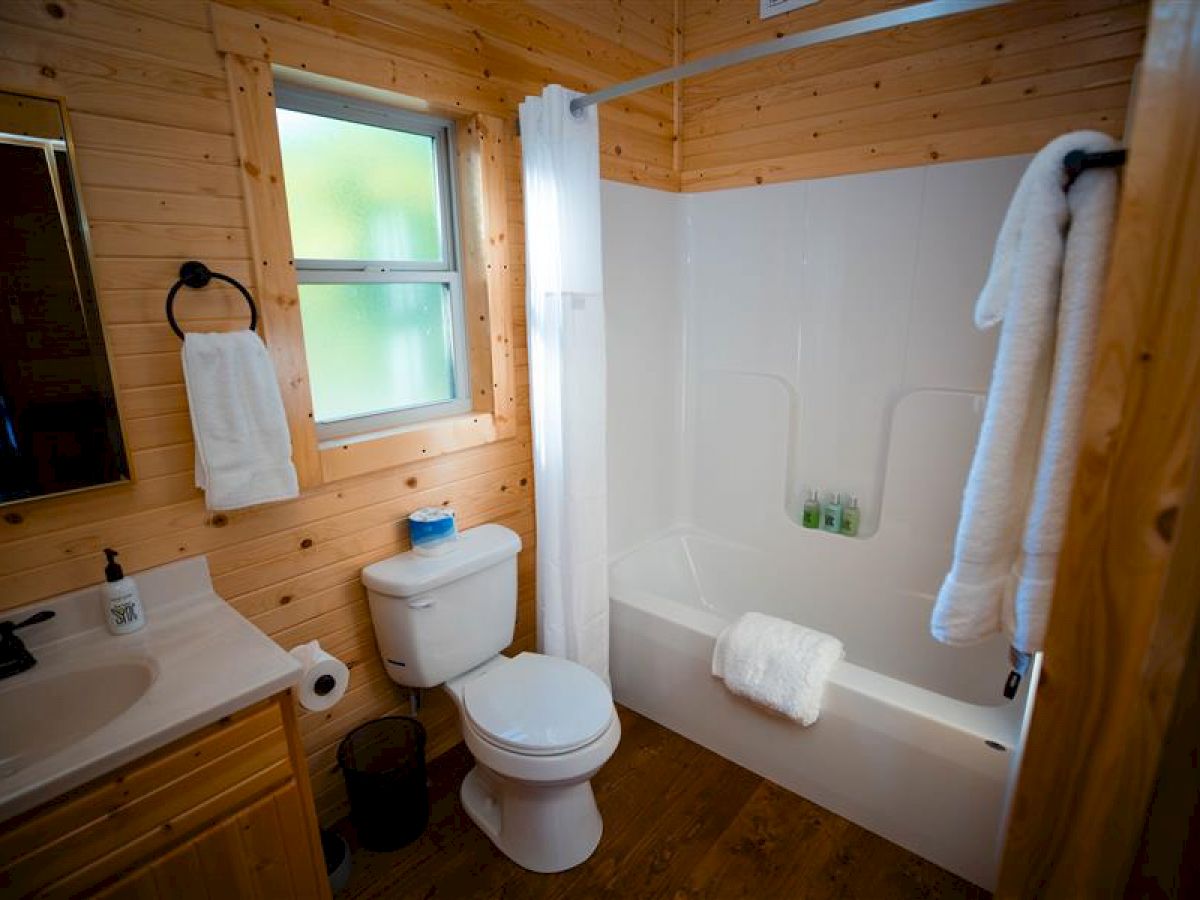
[{"x1": 462, "y1": 652, "x2": 614, "y2": 757}]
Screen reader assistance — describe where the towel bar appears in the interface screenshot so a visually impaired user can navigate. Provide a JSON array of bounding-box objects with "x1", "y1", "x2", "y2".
[{"x1": 1063, "y1": 148, "x2": 1127, "y2": 190}]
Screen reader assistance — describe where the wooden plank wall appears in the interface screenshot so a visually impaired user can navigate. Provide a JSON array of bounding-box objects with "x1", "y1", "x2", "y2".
[
  {"x1": 680, "y1": 0, "x2": 1148, "y2": 190},
  {"x1": 0, "y1": 0, "x2": 673, "y2": 825}
]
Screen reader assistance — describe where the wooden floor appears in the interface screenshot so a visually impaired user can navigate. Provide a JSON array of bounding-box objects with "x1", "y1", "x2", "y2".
[{"x1": 336, "y1": 706, "x2": 988, "y2": 899}]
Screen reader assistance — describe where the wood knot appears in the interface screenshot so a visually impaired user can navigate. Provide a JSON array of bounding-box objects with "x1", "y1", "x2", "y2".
[
  {"x1": 1156, "y1": 505, "x2": 1179, "y2": 543},
  {"x1": 406, "y1": 477, "x2": 418, "y2": 488},
  {"x1": 210, "y1": 513, "x2": 228, "y2": 527},
  {"x1": 519, "y1": 478, "x2": 528, "y2": 487},
  {"x1": 3, "y1": 512, "x2": 23, "y2": 525},
  {"x1": 44, "y1": 2, "x2": 65, "y2": 19},
  {"x1": 279, "y1": 595, "x2": 293, "y2": 605},
  {"x1": 300, "y1": 537, "x2": 314, "y2": 549},
  {"x1": 40, "y1": 65, "x2": 56, "y2": 79}
]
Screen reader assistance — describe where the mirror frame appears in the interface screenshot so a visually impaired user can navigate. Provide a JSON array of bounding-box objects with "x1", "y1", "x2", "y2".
[{"x1": 0, "y1": 86, "x2": 134, "y2": 507}]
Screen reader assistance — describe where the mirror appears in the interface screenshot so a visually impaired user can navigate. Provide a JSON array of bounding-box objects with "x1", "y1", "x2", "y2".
[{"x1": 0, "y1": 89, "x2": 129, "y2": 504}]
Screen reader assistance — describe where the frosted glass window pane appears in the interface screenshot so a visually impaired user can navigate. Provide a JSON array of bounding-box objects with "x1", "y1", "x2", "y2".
[
  {"x1": 299, "y1": 283, "x2": 457, "y2": 423},
  {"x1": 277, "y1": 108, "x2": 443, "y2": 262}
]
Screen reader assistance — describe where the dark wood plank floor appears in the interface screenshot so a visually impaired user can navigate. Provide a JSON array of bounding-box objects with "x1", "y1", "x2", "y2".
[{"x1": 336, "y1": 706, "x2": 989, "y2": 899}]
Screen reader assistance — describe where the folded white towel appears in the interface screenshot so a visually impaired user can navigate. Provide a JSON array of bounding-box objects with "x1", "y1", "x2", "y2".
[
  {"x1": 182, "y1": 331, "x2": 300, "y2": 511},
  {"x1": 712, "y1": 612, "x2": 844, "y2": 726},
  {"x1": 931, "y1": 130, "x2": 1120, "y2": 652}
]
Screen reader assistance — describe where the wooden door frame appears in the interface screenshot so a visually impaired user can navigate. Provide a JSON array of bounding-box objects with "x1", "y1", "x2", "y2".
[{"x1": 997, "y1": 1, "x2": 1200, "y2": 894}]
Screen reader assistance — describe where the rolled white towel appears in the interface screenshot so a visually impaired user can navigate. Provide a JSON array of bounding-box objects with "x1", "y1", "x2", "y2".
[{"x1": 712, "y1": 612, "x2": 844, "y2": 726}]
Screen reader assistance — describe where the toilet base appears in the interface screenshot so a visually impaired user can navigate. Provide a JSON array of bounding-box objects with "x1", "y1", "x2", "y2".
[{"x1": 460, "y1": 764, "x2": 603, "y2": 873}]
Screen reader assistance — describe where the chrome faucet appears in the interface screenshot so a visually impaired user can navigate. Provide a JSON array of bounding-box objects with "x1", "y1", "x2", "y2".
[{"x1": 0, "y1": 610, "x2": 55, "y2": 680}]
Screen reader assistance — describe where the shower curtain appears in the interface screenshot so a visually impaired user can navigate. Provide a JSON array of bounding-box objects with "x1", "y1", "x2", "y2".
[{"x1": 518, "y1": 85, "x2": 609, "y2": 680}]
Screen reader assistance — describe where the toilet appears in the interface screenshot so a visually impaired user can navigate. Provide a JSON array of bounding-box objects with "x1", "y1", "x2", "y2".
[{"x1": 362, "y1": 523, "x2": 620, "y2": 873}]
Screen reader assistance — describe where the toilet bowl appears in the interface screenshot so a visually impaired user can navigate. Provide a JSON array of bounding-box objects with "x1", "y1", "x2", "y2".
[
  {"x1": 446, "y1": 653, "x2": 620, "y2": 872},
  {"x1": 361, "y1": 524, "x2": 620, "y2": 873}
]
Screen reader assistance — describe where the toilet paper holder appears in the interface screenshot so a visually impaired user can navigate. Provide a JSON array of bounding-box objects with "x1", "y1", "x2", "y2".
[{"x1": 290, "y1": 640, "x2": 350, "y2": 712}]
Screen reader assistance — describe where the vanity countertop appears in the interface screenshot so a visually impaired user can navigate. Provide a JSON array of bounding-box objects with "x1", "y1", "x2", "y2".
[{"x1": 0, "y1": 556, "x2": 300, "y2": 822}]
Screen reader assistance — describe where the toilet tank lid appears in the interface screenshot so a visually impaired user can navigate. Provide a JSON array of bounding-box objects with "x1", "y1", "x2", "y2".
[{"x1": 362, "y1": 524, "x2": 522, "y2": 598}]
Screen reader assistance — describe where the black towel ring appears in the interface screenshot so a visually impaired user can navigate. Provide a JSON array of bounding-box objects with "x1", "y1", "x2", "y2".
[{"x1": 164, "y1": 260, "x2": 259, "y2": 340}]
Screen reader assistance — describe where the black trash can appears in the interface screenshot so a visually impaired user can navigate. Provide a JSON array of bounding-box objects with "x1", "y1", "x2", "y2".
[{"x1": 337, "y1": 716, "x2": 429, "y2": 851}]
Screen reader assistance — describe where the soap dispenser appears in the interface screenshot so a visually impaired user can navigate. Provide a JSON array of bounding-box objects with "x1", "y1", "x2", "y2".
[
  {"x1": 821, "y1": 493, "x2": 844, "y2": 533},
  {"x1": 841, "y1": 496, "x2": 861, "y2": 537},
  {"x1": 801, "y1": 490, "x2": 821, "y2": 528},
  {"x1": 102, "y1": 548, "x2": 145, "y2": 635}
]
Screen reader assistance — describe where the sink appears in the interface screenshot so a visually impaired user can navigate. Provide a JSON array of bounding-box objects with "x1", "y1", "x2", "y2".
[
  {"x1": 0, "y1": 660, "x2": 156, "y2": 776},
  {"x1": 0, "y1": 556, "x2": 303, "y2": 822}
]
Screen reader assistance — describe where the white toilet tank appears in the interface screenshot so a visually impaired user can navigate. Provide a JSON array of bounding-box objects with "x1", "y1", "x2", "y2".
[{"x1": 362, "y1": 524, "x2": 522, "y2": 689}]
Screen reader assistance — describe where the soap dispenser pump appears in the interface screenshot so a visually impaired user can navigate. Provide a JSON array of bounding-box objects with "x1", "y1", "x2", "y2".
[{"x1": 102, "y1": 548, "x2": 145, "y2": 635}]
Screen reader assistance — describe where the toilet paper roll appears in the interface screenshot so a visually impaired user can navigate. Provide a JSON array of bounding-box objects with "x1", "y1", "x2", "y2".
[{"x1": 290, "y1": 639, "x2": 350, "y2": 712}]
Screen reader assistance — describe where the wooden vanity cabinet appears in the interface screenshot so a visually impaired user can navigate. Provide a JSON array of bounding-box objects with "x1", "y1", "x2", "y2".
[{"x1": 0, "y1": 692, "x2": 331, "y2": 900}]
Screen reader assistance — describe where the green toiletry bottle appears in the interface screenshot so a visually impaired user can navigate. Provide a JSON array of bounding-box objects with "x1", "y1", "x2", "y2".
[
  {"x1": 822, "y1": 493, "x2": 844, "y2": 533},
  {"x1": 802, "y1": 490, "x2": 821, "y2": 528},
  {"x1": 841, "y1": 495, "x2": 860, "y2": 537}
]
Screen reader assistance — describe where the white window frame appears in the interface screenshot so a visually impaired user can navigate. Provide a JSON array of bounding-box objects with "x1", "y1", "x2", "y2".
[{"x1": 275, "y1": 84, "x2": 471, "y2": 442}]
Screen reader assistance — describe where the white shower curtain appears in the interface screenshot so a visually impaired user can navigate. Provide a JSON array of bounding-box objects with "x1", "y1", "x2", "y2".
[{"x1": 518, "y1": 86, "x2": 609, "y2": 680}]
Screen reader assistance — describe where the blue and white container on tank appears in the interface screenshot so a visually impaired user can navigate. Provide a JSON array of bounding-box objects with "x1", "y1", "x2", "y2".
[{"x1": 408, "y1": 507, "x2": 458, "y2": 556}]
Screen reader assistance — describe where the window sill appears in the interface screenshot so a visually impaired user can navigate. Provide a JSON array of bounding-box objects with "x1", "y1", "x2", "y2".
[{"x1": 316, "y1": 411, "x2": 509, "y2": 482}]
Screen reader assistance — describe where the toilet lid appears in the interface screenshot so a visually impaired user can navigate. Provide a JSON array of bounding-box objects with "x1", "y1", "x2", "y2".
[{"x1": 462, "y1": 653, "x2": 614, "y2": 756}]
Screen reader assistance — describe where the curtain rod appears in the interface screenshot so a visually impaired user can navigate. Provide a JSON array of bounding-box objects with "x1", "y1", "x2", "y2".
[{"x1": 568, "y1": 0, "x2": 1012, "y2": 117}]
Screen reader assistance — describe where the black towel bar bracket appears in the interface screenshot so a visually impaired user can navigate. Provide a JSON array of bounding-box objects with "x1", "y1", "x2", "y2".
[
  {"x1": 1063, "y1": 147, "x2": 1127, "y2": 190},
  {"x1": 164, "y1": 260, "x2": 259, "y2": 340}
]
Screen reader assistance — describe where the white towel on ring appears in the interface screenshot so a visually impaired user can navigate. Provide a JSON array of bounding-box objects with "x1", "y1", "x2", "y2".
[
  {"x1": 182, "y1": 331, "x2": 299, "y2": 511},
  {"x1": 712, "y1": 612, "x2": 843, "y2": 726},
  {"x1": 931, "y1": 130, "x2": 1120, "y2": 653}
]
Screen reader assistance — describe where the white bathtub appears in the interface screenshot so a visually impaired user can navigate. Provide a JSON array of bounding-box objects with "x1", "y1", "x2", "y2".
[{"x1": 609, "y1": 528, "x2": 1036, "y2": 890}]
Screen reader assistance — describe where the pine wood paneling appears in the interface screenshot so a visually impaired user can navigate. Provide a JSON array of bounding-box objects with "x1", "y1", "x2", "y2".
[
  {"x1": 680, "y1": 0, "x2": 1147, "y2": 189},
  {"x1": 0, "y1": 0, "x2": 672, "y2": 826},
  {"x1": 214, "y1": 0, "x2": 678, "y2": 189}
]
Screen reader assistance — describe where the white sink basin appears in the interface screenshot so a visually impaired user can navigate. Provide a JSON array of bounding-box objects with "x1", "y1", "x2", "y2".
[{"x1": 0, "y1": 660, "x2": 156, "y2": 777}]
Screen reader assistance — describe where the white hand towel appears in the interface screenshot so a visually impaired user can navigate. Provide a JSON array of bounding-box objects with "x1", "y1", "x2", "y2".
[
  {"x1": 931, "y1": 130, "x2": 1120, "y2": 652},
  {"x1": 712, "y1": 612, "x2": 844, "y2": 726},
  {"x1": 182, "y1": 331, "x2": 300, "y2": 511}
]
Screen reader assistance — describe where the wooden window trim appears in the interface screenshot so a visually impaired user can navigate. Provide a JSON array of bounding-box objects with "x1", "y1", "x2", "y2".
[{"x1": 217, "y1": 8, "x2": 515, "y2": 489}]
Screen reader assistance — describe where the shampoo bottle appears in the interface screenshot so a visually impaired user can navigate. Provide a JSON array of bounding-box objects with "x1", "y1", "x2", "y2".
[
  {"x1": 841, "y1": 496, "x2": 861, "y2": 537},
  {"x1": 801, "y1": 490, "x2": 821, "y2": 528},
  {"x1": 102, "y1": 548, "x2": 145, "y2": 635},
  {"x1": 822, "y1": 493, "x2": 844, "y2": 533}
]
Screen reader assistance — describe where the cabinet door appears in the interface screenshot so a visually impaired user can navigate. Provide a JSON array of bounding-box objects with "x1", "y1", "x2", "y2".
[{"x1": 96, "y1": 781, "x2": 327, "y2": 900}]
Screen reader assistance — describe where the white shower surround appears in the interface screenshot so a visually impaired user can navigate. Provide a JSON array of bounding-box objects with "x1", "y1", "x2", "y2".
[{"x1": 601, "y1": 156, "x2": 1038, "y2": 889}]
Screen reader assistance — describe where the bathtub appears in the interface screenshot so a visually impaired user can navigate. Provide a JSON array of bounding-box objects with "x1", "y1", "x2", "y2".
[{"x1": 609, "y1": 528, "x2": 1037, "y2": 890}]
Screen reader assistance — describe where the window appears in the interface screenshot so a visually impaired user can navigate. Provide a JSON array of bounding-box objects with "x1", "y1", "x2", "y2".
[{"x1": 275, "y1": 86, "x2": 469, "y2": 440}]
